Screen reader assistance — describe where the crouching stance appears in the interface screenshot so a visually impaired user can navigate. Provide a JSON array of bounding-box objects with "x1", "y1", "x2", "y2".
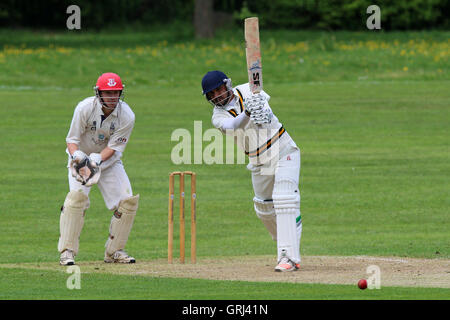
[
  {"x1": 58, "y1": 72, "x2": 139, "y2": 265},
  {"x1": 201, "y1": 71, "x2": 302, "y2": 272}
]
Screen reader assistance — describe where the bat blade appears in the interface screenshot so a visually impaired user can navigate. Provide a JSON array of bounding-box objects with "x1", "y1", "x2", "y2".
[{"x1": 245, "y1": 17, "x2": 263, "y2": 94}]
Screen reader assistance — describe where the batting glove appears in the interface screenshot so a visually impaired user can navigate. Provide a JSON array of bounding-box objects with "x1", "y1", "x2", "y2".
[
  {"x1": 251, "y1": 107, "x2": 273, "y2": 124},
  {"x1": 245, "y1": 93, "x2": 266, "y2": 115}
]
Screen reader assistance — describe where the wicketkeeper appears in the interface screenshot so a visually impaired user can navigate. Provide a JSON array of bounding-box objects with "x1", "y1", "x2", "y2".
[
  {"x1": 201, "y1": 70, "x2": 302, "y2": 272},
  {"x1": 58, "y1": 72, "x2": 139, "y2": 265}
]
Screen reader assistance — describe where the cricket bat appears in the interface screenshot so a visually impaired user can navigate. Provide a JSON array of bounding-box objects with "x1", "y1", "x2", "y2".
[{"x1": 245, "y1": 17, "x2": 263, "y2": 94}]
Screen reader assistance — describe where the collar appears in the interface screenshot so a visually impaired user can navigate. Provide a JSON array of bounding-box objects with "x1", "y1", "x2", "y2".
[
  {"x1": 95, "y1": 97, "x2": 120, "y2": 118},
  {"x1": 225, "y1": 95, "x2": 239, "y2": 111}
]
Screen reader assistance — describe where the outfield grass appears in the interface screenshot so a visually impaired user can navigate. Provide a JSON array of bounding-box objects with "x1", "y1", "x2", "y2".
[
  {"x1": 0, "y1": 28, "x2": 448, "y2": 299},
  {"x1": 0, "y1": 28, "x2": 448, "y2": 88}
]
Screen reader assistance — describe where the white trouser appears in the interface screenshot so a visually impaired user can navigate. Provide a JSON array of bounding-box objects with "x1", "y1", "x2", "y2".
[
  {"x1": 67, "y1": 156, "x2": 133, "y2": 211},
  {"x1": 248, "y1": 141, "x2": 302, "y2": 263},
  {"x1": 60, "y1": 155, "x2": 134, "y2": 255}
]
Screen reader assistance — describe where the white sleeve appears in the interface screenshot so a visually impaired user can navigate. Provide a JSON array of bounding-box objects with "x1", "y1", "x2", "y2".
[
  {"x1": 220, "y1": 112, "x2": 250, "y2": 130},
  {"x1": 108, "y1": 113, "x2": 135, "y2": 153},
  {"x1": 211, "y1": 110, "x2": 228, "y2": 131},
  {"x1": 66, "y1": 104, "x2": 87, "y2": 145},
  {"x1": 212, "y1": 110, "x2": 249, "y2": 134}
]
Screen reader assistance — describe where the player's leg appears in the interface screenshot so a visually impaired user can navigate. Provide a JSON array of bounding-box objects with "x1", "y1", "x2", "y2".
[
  {"x1": 58, "y1": 164, "x2": 91, "y2": 265},
  {"x1": 273, "y1": 146, "x2": 302, "y2": 272},
  {"x1": 248, "y1": 163, "x2": 277, "y2": 240},
  {"x1": 97, "y1": 161, "x2": 139, "y2": 263}
]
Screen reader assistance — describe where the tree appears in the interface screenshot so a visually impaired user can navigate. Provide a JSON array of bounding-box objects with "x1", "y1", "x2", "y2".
[{"x1": 194, "y1": 0, "x2": 214, "y2": 39}]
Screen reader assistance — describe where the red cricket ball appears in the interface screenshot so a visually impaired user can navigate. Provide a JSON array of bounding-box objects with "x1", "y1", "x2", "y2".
[{"x1": 358, "y1": 279, "x2": 368, "y2": 290}]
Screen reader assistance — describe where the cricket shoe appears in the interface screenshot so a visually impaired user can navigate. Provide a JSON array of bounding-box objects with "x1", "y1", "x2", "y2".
[
  {"x1": 60, "y1": 249, "x2": 75, "y2": 266},
  {"x1": 104, "y1": 250, "x2": 136, "y2": 263},
  {"x1": 274, "y1": 250, "x2": 299, "y2": 272}
]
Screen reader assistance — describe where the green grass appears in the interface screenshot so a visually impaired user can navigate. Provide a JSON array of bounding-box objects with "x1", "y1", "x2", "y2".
[
  {"x1": 0, "y1": 29, "x2": 448, "y2": 300},
  {"x1": 0, "y1": 268, "x2": 448, "y2": 300},
  {"x1": 0, "y1": 29, "x2": 448, "y2": 88}
]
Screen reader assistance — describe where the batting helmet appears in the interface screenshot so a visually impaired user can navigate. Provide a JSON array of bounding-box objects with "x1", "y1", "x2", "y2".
[
  {"x1": 94, "y1": 72, "x2": 124, "y2": 91},
  {"x1": 94, "y1": 73, "x2": 124, "y2": 110},
  {"x1": 201, "y1": 70, "x2": 234, "y2": 107},
  {"x1": 201, "y1": 70, "x2": 229, "y2": 95}
]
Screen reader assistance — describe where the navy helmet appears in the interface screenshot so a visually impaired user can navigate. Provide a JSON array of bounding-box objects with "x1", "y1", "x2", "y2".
[
  {"x1": 201, "y1": 70, "x2": 234, "y2": 107},
  {"x1": 201, "y1": 70, "x2": 229, "y2": 95}
]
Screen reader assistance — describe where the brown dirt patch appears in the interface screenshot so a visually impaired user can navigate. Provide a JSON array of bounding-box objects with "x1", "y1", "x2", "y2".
[{"x1": 3, "y1": 255, "x2": 449, "y2": 288}]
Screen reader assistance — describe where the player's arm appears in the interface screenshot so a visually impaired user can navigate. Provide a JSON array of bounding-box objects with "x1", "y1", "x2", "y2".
[
  {"x1": 66, "y1": 102, "x2": 92, "y2": 162},
  {"x1": 67, "y1": 142, "x2": 88, "y2": 165},
  {"x1": 99, "y1": 147, "x2": 115, "y2": 162},
  {"x1": 220, "y1": 112, "x2": 250, "y2": 130},
  {"x1": 212, "y1": 108, "x2": 250, "y2": 133},
  {"x1": 85, "y1": 147, "x2": 114, "y2": 168},
  {"x1": 67, "y1": 143, "x2": 80, "y2": 157},
  {"x1": 66, "y1": 102, "x2": 87, "y2": 147},
  {"x1": 67, "y1": 142, "x2": 113, "y2": 164},
  {"x1": 65, "y1": 103, "x2": 101, "y2": 186}
]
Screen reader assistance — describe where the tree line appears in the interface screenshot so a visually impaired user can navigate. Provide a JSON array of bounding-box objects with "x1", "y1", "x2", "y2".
[{"x1": 1, "y1": 0, "x2": 448, "y2": 31}]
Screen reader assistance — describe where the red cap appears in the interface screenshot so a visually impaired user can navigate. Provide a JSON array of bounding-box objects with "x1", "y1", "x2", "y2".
[{"x1": 95, "y1": 73, "x2": 123, "y2": 91}]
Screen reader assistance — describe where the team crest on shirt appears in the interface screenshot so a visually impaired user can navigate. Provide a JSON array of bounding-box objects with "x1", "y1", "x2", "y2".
[
  {"x1": 98, "y1": 134, "x2": 105, "y2": 141},
  {"x1": 110, "y1": 122, "x2": 115, "y2": 135},
  {"x1": 107, "y1": 79, "x2": 117, "y2": 87},
  {"x1": 90, "y1": 121, "x2": 97, "y2": 131}
]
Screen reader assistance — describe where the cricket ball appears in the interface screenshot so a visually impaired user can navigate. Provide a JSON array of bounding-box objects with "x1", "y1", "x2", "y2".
[{"x1": 358, "y1": 279, "x2": 367, "y2": 290}]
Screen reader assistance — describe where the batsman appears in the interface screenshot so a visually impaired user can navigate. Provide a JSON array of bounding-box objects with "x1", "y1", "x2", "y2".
[
  {"x1": 58, "y1": 72, "x2": 139, "y2": 265},
  {"x1": 201, "y1": 70, "x2": 302, "y2": 272}
]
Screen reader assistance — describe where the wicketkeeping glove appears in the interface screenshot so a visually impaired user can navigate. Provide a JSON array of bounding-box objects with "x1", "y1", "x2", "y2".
[
  {"x1": 88, "y1": 153, "x2": 102, "y2": 167},
  {"x1": 70, "y1": 150, "x2": 88, "y2": 183},
  {"x1": 69, "y1": 151, "x2": 102, "y2": 186},
  {"x1": 83, "y1": 162, "x2": 101, "y2": 187},
  {"x1": 77, "y1": 153, "x2": 102, "y2": 187},
  {"x1": 71, "y1": 150, "x2": 87, "y2": 164}
]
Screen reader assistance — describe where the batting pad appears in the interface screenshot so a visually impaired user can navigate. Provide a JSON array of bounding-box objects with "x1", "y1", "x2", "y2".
[
  {"x1": 58, "y1": 190, "x2": 89, "y2": 255},
  {"x1": 105, "y1": 194, "x2": 139, "y2": 255},
  {"x1": 272, "y1": 179, "x2": 301, "y2": 263},
  {"x1": 253, "y1": 197, "x2": 277, "y2": 241}
]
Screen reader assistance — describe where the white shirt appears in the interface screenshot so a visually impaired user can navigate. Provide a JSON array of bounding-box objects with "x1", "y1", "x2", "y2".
[
  {"x1": 66, "y1": 96, "x2": 135, "y2": 156},
  {"x1": 211, "y1": 83, "x2": 294, "y2": 165}
]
